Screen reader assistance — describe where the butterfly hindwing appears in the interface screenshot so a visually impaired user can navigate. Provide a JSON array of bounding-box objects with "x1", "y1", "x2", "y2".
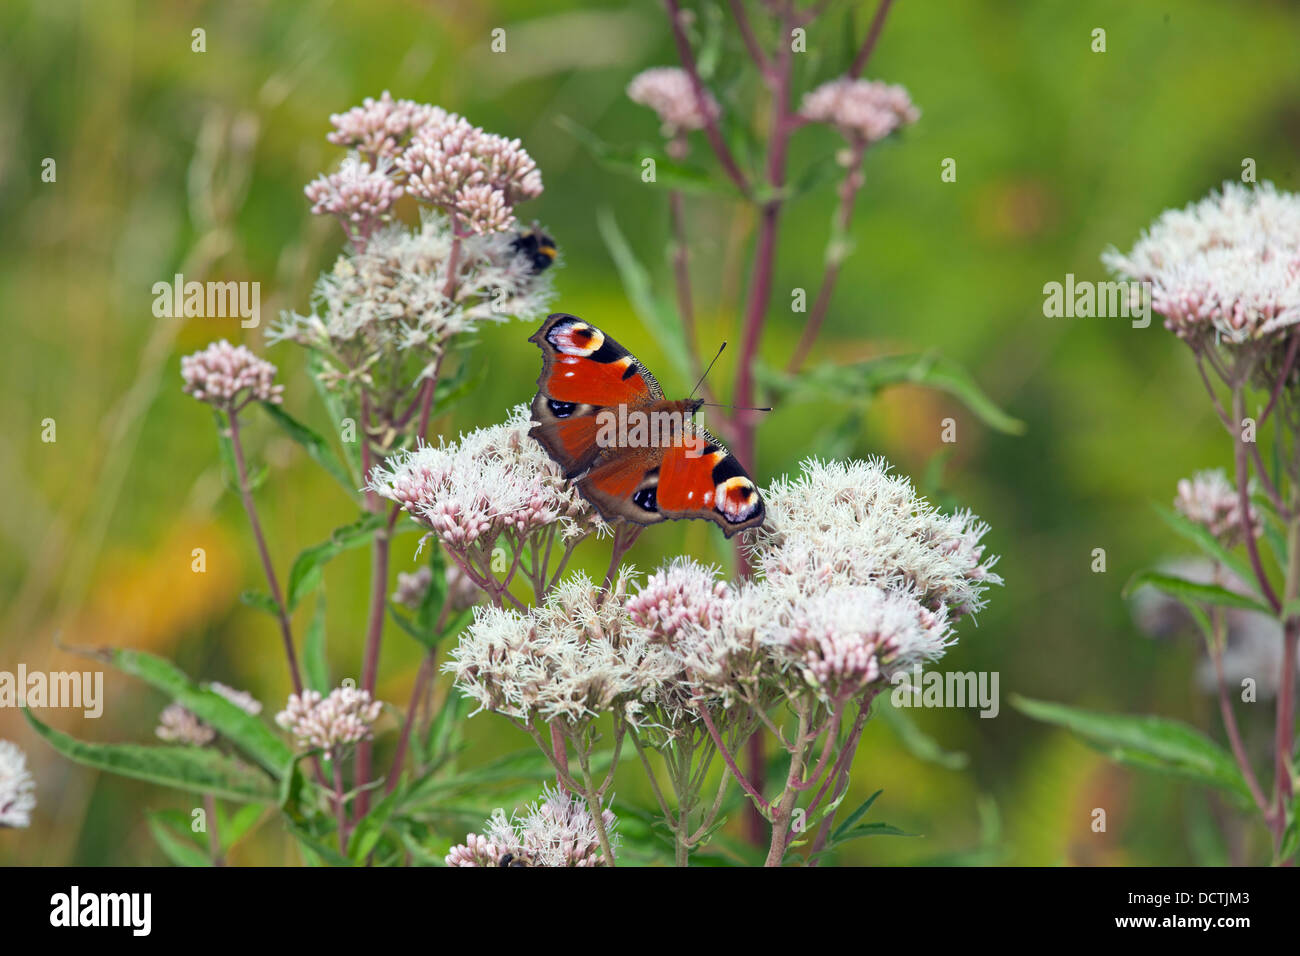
[{"x1": 652, "y1": 426, "x2": 765, "y2": 535}]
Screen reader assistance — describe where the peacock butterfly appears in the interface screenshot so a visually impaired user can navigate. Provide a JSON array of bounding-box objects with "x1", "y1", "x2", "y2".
[{"x1": 528, "y1": 313, "x2": 765, "y2": 537}]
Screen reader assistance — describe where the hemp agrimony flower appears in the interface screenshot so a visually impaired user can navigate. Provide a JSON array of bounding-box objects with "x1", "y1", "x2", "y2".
[
  {"x1": 180, "y1": 339, "x2": 284, "y2": 410},
  {"x1": 1103, "y1": 181, "x2": 1300, "y2": 345},
  {"x1": 0, "y1": 740, "x2": 37, "y2": 828},
  {"x1": 446, "y1": 784, "x2": 616, "y2": 867},
  {"x1": 276, "y1": 686, "x2": 383, "y2": 760},
  {"x1": 800, "y1": 77, "x2": 920, "y2": 147},
  {"x1": 1174, "y1": 469, "x2": 1259, "y2": 547}
]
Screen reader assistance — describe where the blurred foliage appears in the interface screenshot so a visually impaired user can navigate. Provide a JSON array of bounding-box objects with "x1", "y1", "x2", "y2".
[{"x1": 2, "y1": 0, "x2": 1299, "y2": 865}]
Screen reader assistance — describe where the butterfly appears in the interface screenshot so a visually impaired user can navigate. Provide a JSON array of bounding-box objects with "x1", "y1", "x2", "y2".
[{"x1": 528, "y1": 313, "x2": 765, "y2": 537}]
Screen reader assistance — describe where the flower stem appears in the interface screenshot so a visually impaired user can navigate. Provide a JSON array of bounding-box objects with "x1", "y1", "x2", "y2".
[{"x1": 226, "y1": 410, "x2": 303, "y2": 695}]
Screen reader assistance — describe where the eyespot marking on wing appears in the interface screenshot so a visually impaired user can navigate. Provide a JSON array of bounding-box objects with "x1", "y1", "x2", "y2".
[
  {"x1": 716, "y1": 475, "x2": 761, "y2": 524},
  {"x1": 546, "y1": 318, "x2": 605, "y2": 357}
]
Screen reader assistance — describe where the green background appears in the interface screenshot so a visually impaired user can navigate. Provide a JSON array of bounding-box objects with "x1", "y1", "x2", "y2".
[{"x1": 2, "y1": 0, "x2": 1298, "y2": 865}]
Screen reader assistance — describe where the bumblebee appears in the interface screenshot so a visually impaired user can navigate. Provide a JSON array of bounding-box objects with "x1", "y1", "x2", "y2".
[
  {"x1": 511, "y1": 225, "x2": 558, "y2": 274},
  {"x1": 498, "y1": 852, "x2": 529, "y2": 867}
]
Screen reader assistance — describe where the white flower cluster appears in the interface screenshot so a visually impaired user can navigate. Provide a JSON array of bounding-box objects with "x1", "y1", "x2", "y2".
[
  {"x1": 1174, "y1": 468, "x2": 1258, "y2": 547},
  {"x1": 370, "y1": 404, "x2": 599, "y2": 550},
  {"x1": 800, "y1": 77, "x2": 920, "y2": 145},
  {"x1": 1103, "y1": 181, "x2": 1300, "y2": 343},
  {"x1": 155, "y1": 682, "x2": 262, "y2": 747},
  {"x1": 0, "y1": 740, "x2": 37, "y2": 829},
  {"x1": 627, "y1": 67, "x2": 720, "y2": 137},
  {"x1": 446, "y1": 784, "x2": 615, "y2": 867},
  {"x1": 445, "y1": 571, "x2": 675, "y2": 726},
  {"x1": 275, "y1": 686, "x2": 383, "y2": 759},
  {"x1": 181, "y1": 339, "x2": 284, "y2": 409},
  {"x1": 274, "y1": 213, "x2": 553, "y2": 353},
  {"x1": 442, "y1": 455, "x2": 998, "y2": 721},
  {"x1": 750, "y1": 457, "x2": 1000, "y2": 619}
]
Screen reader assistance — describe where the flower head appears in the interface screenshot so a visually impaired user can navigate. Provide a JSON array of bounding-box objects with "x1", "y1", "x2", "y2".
[
  {"x1": 0, "y1": 741, "x2": 37, "y2": 828},
  {"x1": 181, "y1": 340, "x2": 284, "y2": 409},
  {"x1": 275, "y1": 686, "x2": 383, "y2": 759},
  {"x1": 1174, "y1": 469, "x2": 1259, "y2": 547},
  {"x1": 273, "y1": 213, "x2": 554, "y2": 355},
  {"x1": 749, "y1": 457, "x2": 1000, "y2": 619},
  {"x1": 327, "y1": 91, "x2": 444, "y2": 160},
  {"x1": 444, "y1": 570, "x2": 673, "y2": 727},
  {"x1": 627, "y1": 67, "x2": 720, "y2": 141},
  {"x1": 800, "y1": 77, "x2": 920, "y2": 146},
  {"x1": 371, "y1": 404, "x2": 599, "y2": 550},
  {"x1": 446, "y1": 784, "x2": 616, "y2": 867},
  {"x1": 1103, "y1": 181, "x2": 1300, "y2": 344},
  {"x1": 304, "y1": 155, "x2": 404, "y2": 233},
  {"x1": 398, "y1": 113, "x2": 542, "y2": 234},
  {"x1": 155, "y1": 702, "x2": 217, "y2": 746}
]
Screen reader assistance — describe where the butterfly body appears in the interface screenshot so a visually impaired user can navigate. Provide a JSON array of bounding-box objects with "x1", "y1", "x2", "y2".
[{"x1": 528, "y1": 313, "x2": 764, "y2": 537}]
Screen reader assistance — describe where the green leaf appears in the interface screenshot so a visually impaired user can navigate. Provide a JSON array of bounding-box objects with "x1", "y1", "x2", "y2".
[
  {"x1": 595, "y1": 207, "x2": 694, "y2": 387},
  {"x1": 1151, "y1": 503, "x2": 1261, "y2": 595},
  {"x1": 147, "y1": 813, "x2": 212, "y2": 867},
  {"x1": 834, "y1": 821, "x2": 915, "y2": 842},
  {"x1": 878, "y1": 705, "x2": 970, "y2": 770},
  {"x1": 758, "y1": 353, "x2": 1025, "y2": 435},
  {"x1": 1122, "y1": 569, "x2": 1274, "y2": 616},
  {"x1": 212, "y1": 410, "x2": 239, "y2": 493},
  {"x1": 25, "y1": 710, "x2": 278, "y2": 803},
  {"x1": 306, "y1": 351, "x2": 363, "y2": 485},
  {"x1": 221, "y1": 802, "x2": 266, "y2": 851},
  {"x1": 303, "y1": 594, "x2": 331, "y2": 694},
  {"x1": 106, "y1": 648, "x2": 290, "y2": 775},
  {"x1": 283, "y1": 818, "x2": 354, "y2": 867},
  {"x1": 831, "y1": 789, "x2": 882, "y2": 840},
  {"x1": 260, "y1": 401, "x2": 358, "y2": 498},
  {"x1": 1012, "y1": 696, "x2": 1253, "y2": 802},
  {"x1": 238, "y1": 589, "x2": 280, "y2": 617},
  {"x1": 348, "y1": 785, "x2": 403, "y2": 862},
  {"x1": 286, "y1": 513, "x2": 387, "y2": 611}
]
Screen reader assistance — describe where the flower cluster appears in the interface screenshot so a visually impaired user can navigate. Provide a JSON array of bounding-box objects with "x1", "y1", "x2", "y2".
[
  {"x1": 275, "y1": 686, "x2": 383, "y2": 759},
  {"x1": 627, "y1": 67, "x2": 720, "y2": 153},
  {"x1": 445, "y1": 571, "x2": 674, "y2": 727},
  {"x1": 304, "y1": 155, "x2": 404, "y2": 239},
  {"x1": 1103, "y1": 181, "x2": 1300, "y2": 344},
  {"x1": 274, "y1": 213, "x2": 554, "y2": 357},
  {"x1": 446, "y1": 785, "x2": 616, "y2": 867},
  {"x1": 398, "y1": 113, "x2": 543, "y2": 234},
  {"x1": 155, "y1": 703, "x2": 216, "y2": 746},
  {"x1": 371, "y1": 404, "x2": 599, "y2": 550},
  {"x1": 1174, "y1": 469, "x2": 1259, "y2": 547},
  {"x1": 750, "y1": 457, "x2": 1000, "y2": 619},
  {"x1": 0, "y1": 741, "x2": 37, "y2": 829},
  {"x1": 181, "y1": 340, "x2": 284, "y2": 410},
  {"x1": 327, "y1": 92, "x2": 443, "y2": 160},
  {"x1": 800, "y1": 77, "x2": 920, "y2": 147},
  {"x1": 154, "y1": 682, "x2": 262, "y2": 747}
]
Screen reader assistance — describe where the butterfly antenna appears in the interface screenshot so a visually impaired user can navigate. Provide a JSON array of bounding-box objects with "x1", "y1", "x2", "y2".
[
  {"x1": 689, "y1": 342, "x2": 727, "y2": 399},
  {"x1": 698, "y1": 402, "x2": 773, "y2": 413}
]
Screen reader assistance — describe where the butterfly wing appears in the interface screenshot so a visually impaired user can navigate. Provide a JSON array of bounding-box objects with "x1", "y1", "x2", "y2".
[
  {"x1": 575, "y1": 423, "x2": 764, "y2": 538},
  {"x1": 528, "y1": 313, "x2": 661, "y2": 478},
  {"x1": 528, "y1": 313, "x2": 764, "y2": 537}
]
